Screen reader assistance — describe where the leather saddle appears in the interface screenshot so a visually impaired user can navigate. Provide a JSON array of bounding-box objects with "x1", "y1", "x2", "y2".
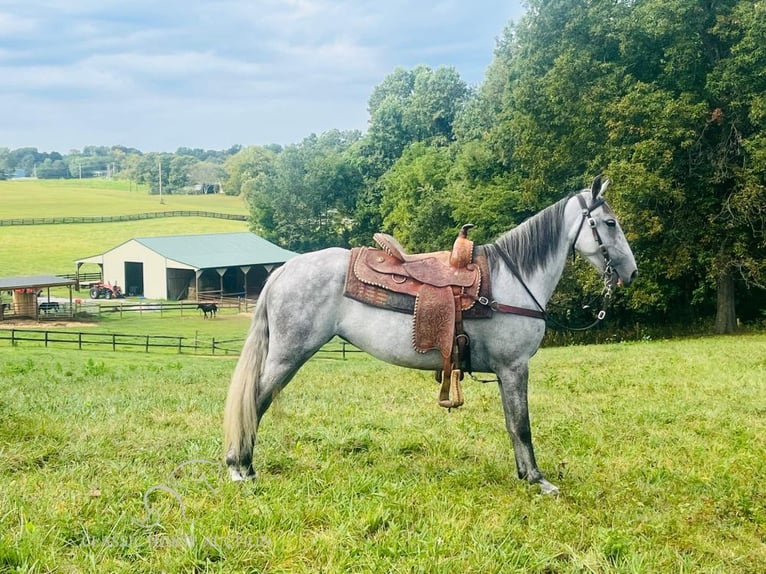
[{"x1": 344, "y1": 224, "x2": 487, "y2": 409}]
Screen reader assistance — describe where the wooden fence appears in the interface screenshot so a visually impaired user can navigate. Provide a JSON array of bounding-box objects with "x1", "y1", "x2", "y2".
[
  {"x1": 11, "y1": 299, "x2": 257, "y2": 320},
  {"x1": 0, "y1": 211, "x2": 247, "y2": 227},
  {"x1": 0, "y1": 328, "x2": 359, "y2": 358},
  {"x1": 83, "y1": 299, "x2": 258, "y2": 317},
  {"x1": 56, "y1": 272, "x2": 103, "y2": 284}
]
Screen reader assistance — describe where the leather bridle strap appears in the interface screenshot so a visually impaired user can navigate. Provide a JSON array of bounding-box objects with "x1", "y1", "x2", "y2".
[{"x1": 574, "y1": 194, "x2": 611, "y2": 267}]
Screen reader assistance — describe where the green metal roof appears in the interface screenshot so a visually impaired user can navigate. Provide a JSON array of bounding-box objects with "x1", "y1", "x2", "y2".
[{"x1": 135, "y1": 232, "x2": 297, "y2": 269}]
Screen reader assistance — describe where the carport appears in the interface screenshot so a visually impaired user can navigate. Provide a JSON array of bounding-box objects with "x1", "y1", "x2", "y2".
[{"x1": 0, "y1": 275, "x2": 76, "y2": 320}]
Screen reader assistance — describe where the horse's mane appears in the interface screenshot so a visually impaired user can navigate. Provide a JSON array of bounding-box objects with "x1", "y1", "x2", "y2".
[{"x1": 483, "y1": 196, "x2": 570, "y2": 277}]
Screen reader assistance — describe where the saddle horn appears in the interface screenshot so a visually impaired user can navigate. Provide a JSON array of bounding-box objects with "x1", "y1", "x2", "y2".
[{"x1": 450, "y1": 224, "x2": 475, "y2": 268}]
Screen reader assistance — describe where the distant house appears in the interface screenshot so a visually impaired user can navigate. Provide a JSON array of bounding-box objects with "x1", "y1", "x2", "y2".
[
  {"x1": 76, "y1": 232, "x2": 297, "y2": 300},
  {"x1": 191, "y1": 183, "x2": 222, "y2": 194}
]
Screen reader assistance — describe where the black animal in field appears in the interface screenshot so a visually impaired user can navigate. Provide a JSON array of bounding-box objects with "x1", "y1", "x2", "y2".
[
  {"x1": 197, "y1": 303, "x2": 218, "y2": 319},
  {"x1": 38, "y1": 302, "x2": 60, "y2": 314}
]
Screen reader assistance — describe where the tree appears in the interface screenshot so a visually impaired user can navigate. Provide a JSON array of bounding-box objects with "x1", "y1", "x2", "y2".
[
  {"x1": 455, "y1": 0, "x2": 764, "y2": 331},
  {"x1": 223, "y1": 146, "x2": 278, "y2": 197},
  {"x1": 379, "y1": 142, "x2": 455, "y2": 251},
  {"x1": 354, "y1": 66, "x2": 471, "y2": 249},
  {"x1": 247, "y1": 131, "x2": 362, "y2": 251},
  {"x1": 602, "y1": 0, "x2": 764, "y2": 332}
]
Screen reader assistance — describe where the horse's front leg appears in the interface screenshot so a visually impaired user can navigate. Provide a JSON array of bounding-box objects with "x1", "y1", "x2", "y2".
[{"x1": 496, "y1": 363, "x2": 559, "y2": 496}]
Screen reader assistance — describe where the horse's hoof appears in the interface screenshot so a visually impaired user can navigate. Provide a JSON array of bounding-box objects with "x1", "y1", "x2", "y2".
[
  {"x1": 229, "y1": 467, "x2": 256, "y2": 482},
  {"x1": 538, "y1": 479, "x2": 559, "y2": 497}
]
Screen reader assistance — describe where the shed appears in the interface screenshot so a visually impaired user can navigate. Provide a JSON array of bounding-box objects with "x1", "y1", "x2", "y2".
[
  {"x1": 75, "y1": 232, "x2": 297, "y2": 300},
  {"x1": 0, "y1": 275, "x2": 76, "y2": 320}
]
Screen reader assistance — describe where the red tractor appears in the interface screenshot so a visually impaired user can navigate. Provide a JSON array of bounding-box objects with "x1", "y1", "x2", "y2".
[{"x1": 89, "y1": 282, "x2": 124, "y2": 299}]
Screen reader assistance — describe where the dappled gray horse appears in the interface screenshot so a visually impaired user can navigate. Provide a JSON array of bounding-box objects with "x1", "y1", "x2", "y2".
[{"x1": 224, "y1": 176, "x2": 637, "y2": 494}]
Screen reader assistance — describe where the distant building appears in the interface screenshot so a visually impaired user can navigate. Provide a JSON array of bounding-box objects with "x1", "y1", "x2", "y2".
[
  {"x1": 76, "y1": 232, "x2": 297, "y2": 300},
  {"x1": 191, "y1": 183, "x2": 222, "y2": 194}
]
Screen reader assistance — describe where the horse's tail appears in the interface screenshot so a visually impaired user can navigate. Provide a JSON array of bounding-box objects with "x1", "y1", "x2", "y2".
[{"x1": 223, "y1": 284, "x2": 270, "y2": 474}]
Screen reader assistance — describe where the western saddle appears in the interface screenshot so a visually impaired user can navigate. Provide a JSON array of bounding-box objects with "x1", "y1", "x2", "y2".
[{"x1": 344, "y1": 224, "x2": 490, "y2": 409}]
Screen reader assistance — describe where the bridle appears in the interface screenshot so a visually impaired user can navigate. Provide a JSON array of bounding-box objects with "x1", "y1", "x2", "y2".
[
  {"x1": 482, "y1": 193, "x2": 616, "y2": 330},
  {"x1": 573, "y1": 193, "x2": 615, "y2": 300}
]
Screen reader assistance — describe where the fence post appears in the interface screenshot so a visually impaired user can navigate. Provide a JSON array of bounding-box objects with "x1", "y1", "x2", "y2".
[
  {"x1": 212, "y1": 337, "x2": 216, "y2": 355},
  {"x1": 178, "y1": 337, "x2": 182, "y2": 354},
  {"x1": 45, "y1": 330, "x2": 49, "y2": 347},
  {"x1": 113, "y1": 334, "x2": 116, "y2": 351},
  {"x1": 145, "y1": 335, "x2": 150, "y2": 352}
]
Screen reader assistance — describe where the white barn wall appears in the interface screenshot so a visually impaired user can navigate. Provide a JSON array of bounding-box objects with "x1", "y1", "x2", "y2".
[{"x1": 100, "y1": 240, "x2": 168, "y2": 299}]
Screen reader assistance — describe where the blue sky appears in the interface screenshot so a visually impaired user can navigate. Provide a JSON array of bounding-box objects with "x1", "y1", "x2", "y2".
[{"x1": 0, "y1": 1, "x2": 525, "y2": 153}]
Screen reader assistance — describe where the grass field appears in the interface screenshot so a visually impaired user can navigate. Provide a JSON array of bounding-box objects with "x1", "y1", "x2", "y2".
[
  {"x1": 0, "y1": 179, "x2": 250, "y2": 276},
  {"x1": 0, "y1": 179, "x2": 249, "y2": 218},
  {"x1": 1, "y1": 334, "x2": 764, "y2": 572}
]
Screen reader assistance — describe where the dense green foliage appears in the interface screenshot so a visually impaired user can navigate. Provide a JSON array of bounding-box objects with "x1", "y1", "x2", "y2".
[
  {"x1": 3, "y1": 1, "x2": 764, "y2": 332},
  {"x1": 1, "y1": 334, "x2": 764, "y2": 572}
]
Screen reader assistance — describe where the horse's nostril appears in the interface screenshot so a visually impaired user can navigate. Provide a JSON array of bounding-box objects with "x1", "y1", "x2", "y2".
[{"x1": 630, "y1": 269, "x2": 638, "y2": 281}]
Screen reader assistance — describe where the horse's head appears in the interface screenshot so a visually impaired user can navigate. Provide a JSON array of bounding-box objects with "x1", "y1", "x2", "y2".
[{"x1": 572, "y1": 175, "x2": 638, "y2": 289}]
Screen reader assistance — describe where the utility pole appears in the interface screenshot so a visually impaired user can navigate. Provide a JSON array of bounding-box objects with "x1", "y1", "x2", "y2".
[{"x1": 159, "y1": 160, "x2": 164, "y2": 204}]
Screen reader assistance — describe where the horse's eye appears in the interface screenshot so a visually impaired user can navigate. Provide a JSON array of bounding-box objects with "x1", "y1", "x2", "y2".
[{"x1": 605, "y1": 219, "x2": 617, "y2": 228}]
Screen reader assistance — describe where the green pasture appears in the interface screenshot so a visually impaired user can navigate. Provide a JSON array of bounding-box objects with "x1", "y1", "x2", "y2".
[
  {"x1": 0, "y1": 179, "x2": 249, "y2": 218},
  {"x1": 0, "y1": 179, "x2": 250, "y2": 277},
  {"x1": 1, "y1": 334, "x2": 764, "y2": 572}
]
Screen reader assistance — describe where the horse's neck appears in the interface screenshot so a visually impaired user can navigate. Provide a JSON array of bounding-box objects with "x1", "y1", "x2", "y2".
[{"x1": 495, "y1": 197, "x2": 581, "y2": 307}]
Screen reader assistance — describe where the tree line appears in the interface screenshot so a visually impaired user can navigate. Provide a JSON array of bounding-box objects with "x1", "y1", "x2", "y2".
[{"x1": 2, "y1": 0, "x2": 763, "y2": 334}]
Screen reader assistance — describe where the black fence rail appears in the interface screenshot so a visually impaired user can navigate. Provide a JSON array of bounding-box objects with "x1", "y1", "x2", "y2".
[
  {"x1": 0, "y1": 211, "x2": 247, "y2": 226},
  {"x1": 0, "y1": 299, "x2": 258, "y2": 322},
  {"x1": 0, "y1": 328, "x2": 217, "y2": 354},
  {"x1": 82, "y1": 299, "x2": 257, "y2": 317},
  {"x1": 0, "y1": 328, "x2": 360, "y2": 358},
  {"x1": 56, "y1": 272, "x2": 103, "y2": 283}
]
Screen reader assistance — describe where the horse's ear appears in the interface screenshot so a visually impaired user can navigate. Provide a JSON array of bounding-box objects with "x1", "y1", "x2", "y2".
[{"x1": 591, "y1": 175, "x2": 610, "y2": 199}]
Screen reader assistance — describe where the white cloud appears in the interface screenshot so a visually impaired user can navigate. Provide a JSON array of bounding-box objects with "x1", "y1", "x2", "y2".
[
  {"x1": 0, "y1": 0, "x2": 526, "y2": 151},
  {"x1": 0, "y1": 11, "x2": 38, "y2": 36}
]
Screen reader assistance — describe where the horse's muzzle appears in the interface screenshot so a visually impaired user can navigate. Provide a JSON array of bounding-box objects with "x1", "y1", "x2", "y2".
[{"x1": 617, "y1": 268, "x2": 638, "y2": 287}]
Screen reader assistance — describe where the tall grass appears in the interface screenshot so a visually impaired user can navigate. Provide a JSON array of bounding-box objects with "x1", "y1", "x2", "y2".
[{"x1": 1, "y1": 334, "x2": 764, "y2": 572}]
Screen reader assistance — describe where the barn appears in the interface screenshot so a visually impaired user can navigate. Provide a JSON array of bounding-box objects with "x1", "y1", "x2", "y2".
[{"x1": 75, "y1": 232, "x2": 297, "y2": 300}]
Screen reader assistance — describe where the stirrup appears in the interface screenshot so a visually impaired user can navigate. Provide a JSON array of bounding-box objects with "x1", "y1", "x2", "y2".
[{"x1": 438, "y1": 369, "x2": 464, "y2": 409}]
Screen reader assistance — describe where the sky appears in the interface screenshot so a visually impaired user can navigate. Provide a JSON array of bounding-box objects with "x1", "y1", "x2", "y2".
[{"x1": 0, "y1": 1, "x2": 526, "y2": 153}]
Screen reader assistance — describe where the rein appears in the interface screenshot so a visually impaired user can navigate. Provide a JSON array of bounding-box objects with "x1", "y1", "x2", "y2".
[{"x1": 480, "y1": 193, "x2": 615, "y2": 331}]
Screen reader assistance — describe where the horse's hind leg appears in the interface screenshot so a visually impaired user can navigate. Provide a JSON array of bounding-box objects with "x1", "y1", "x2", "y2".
[
  {"x1": 230, "y1": 360, "x2": 304, "y2": 477},
  {"x1": 496, "y1": 362, "x2": 559, "y2": 496},
  {"x1": 224, "y1": 302, "x2": 337, "y2": 481}
]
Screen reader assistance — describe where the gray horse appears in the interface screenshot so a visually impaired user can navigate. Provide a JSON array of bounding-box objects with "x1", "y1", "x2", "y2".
[{"x1": 224, "y1": 176, "x2": 637, "y2": 495}]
